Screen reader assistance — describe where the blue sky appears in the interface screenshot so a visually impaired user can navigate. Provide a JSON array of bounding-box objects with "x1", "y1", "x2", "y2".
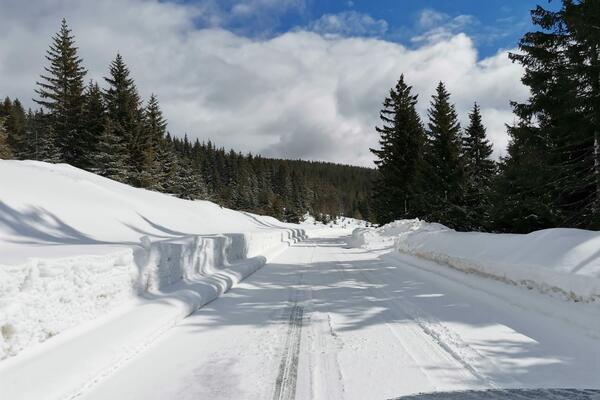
[
  {"x1": 2, "y1": 0, "x2": 546, "y2": 165},
  {"x1": 187, "y1": 0, "x2": 555, "y2": 58}
]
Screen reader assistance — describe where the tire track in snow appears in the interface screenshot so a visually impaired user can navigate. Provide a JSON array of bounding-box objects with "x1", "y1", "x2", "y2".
[
  {"x1": 272, "y1": 304, "x2": 304, "y2": 400},
  {"x1": 272, "y1": 242, "x2": 315, "y2": 400},
  {"x1": 356, "y1": 264, "x2": 507, "y2": 388},
  {"x1": 355, "y1": 256, "x2": 523, "y2": 389},
  {"x1": 330, "y1": 243, "x2": 519, "y2": 390}
]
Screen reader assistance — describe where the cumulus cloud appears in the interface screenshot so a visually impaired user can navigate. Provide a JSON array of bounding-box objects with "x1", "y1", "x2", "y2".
[{"x1": 0, "y1": 0, "x2": 527, "y2": 166}]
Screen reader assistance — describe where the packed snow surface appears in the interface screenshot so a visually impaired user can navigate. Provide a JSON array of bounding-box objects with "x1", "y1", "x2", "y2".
[
  {"x1": 3, "y1": 161, "x2": 600, "y2": 400},
  {"x1": 352, "y1": 219, "x2": 600, "y2": 302},
  {"x1": 48, "y1": 234, "x2": 600, "y2": 400}
]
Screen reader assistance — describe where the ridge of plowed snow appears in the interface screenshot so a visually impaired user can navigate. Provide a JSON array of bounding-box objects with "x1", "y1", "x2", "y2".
[{"x1": 351, "y1": 219, "x2": 600, "y2": 303}]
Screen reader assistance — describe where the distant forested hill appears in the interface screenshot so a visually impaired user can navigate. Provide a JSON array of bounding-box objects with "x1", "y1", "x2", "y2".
[{"x1": 170, "y1": 136, "x2": 376, "y2": 222}]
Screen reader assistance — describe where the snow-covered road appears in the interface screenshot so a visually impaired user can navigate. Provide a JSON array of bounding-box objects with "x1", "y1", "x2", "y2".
[{"x1": 78, "y1": 233, "x2": 600, "y2": 400}]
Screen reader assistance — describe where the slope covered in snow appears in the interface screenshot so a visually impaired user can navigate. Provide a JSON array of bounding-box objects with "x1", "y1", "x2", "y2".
[
  {"x1": 0, "y1": 160, "x2": 316, "y2": 361},
  {"x1": 0, "y1": 160, "x2": 305, "y2": 263},
  {"x1": 351, "y1": 219, "x2": 600, "y2": 303}
]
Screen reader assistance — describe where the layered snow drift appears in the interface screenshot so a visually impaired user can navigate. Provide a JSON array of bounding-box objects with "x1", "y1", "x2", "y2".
[
  {"x1": 0, "y1": 160, "x2": 308, "y2": 360},
  {"x1": 352, "y1": 219, "x2": 600, "y2": 302}
]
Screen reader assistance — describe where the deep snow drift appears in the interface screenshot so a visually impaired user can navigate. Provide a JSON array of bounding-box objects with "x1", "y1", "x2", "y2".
[
  {"x1": 351, "y1": 219, "x2": 600, "y2": 303},
  {"x1": 0, "y1": 160, "x2": 319, "y2": 361}
]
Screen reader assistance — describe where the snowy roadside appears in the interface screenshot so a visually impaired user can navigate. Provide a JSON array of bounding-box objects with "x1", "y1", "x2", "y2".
[
  {"x1": 0, "y1": 228, "x2": 309, "y2": 400},
  {"x1": 0, "y1": 160, "x2": 363, "y2": 400},
  {"x1": 351, "y1": 219, "x2": 600, "y2": 304}
]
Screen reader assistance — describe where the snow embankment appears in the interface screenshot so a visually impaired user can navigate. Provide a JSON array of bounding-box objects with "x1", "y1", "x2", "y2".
[
  {"x1": 351, "y1": 219, "x2": 600, "y2": 303},
  {"x1": 0, "y1": 160, "x2": 308, "y2": 364}
]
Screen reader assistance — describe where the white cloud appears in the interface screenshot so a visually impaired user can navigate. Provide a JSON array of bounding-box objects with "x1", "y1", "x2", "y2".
[
  {"x1": 413, "y1": 9, "x2": 477, "y2": 44},
  {"x1": 0, "y1": 0, "x2": 527, "y2": 166},
  {"x1": 309, "y1": 11, "x2": 388, "y2": 38},
  {"x1": 418, "y1": 9, "x2": 448, "y2": 30},
  {"x1": 196, "y1": 0, "x2": 306, "y2": 35}
]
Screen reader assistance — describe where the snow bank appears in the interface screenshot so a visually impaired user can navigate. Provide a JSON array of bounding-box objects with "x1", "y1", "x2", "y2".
[
  {"x1": 352, "y1": 219, "x2": 600, "y2": 302},
  {"x1": 0, "y1": 230, "x2": 305, "y2": 400},
  {"x1": 0, "y1": 230, "x2": 305, "y2": 361},
  {"x1": 0, "y1": 160, "x2": 308, "y2": 361}
]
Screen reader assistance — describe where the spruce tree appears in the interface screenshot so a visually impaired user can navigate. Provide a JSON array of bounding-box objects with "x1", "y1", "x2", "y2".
[
  {"x1": 495, "y1": 1, "x2": 598, "y2": 231},
  {"x1": 103, "y1": 53, "x2": 143, "y2": 184},
  {"x1": 425, "y1": 82, "x2": 464, "y2": 228},
  {"x1": 461, "y1": 103, "x2": 495, "y2": 230},
  {"x1": 35, "y1": 19, "x2": 87, "y2": 165},
  {"x1": 371, "y1": 75, "x2": 426, "y2": 224}
]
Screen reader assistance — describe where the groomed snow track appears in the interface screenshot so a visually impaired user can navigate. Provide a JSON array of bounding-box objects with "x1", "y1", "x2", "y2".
[{"x1": 44, "y1": 233, "x2": 600, "y2": 400}]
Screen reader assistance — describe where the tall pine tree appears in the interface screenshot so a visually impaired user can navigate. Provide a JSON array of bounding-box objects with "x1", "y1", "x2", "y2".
[
  {"x1": 461, "y1": 103, "x2": 495, "y2": 230},
  {"x1": 35, "y1": 19, "x2": 87, "y2": 165},
  {"x1": 494, "y1": 0, "x2": 598, "y2": 231},
  {"x1": 425, "y1": 82, "x2": 464, "y2": 228},
  {"x1": 103, "y1": 54, "x2": 143, "y2": 184},
  {"x1": 371, "y1": 75, "x2": 426, "y2": 224}
]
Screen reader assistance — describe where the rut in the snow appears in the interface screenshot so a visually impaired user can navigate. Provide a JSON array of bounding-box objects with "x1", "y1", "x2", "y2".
[{"x1": 272, "y1": 304, "x2": 304, "y2": 400}]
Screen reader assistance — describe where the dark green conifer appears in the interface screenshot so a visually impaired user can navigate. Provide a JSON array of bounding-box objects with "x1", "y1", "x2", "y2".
[
  {"x1": 35, "y1": 19, "x2": 87, "y2": 165},
  {"x1": 461, "y1": 103, "x2": 495, "y2": 230},
  {"x1": 425, "y1": 82, "x2": 464, "y2": 228},
  {"x1": 103, "y1": 53, "x2": 143, "y2": 183},
  {"x1": 371, "y1": 75, "x2": 426, "y2": 224}
]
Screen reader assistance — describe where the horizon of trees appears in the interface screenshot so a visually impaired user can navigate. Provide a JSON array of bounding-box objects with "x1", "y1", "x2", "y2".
[
  {"x1": 0, "y1": 19, "x2": 375, "y2": 223},
  {"x1": 2, "y1": 0, "x2": 599, "y2": 234},
  {"x1": 372, "y1": 0, "x2": 600, "y2": 233}
]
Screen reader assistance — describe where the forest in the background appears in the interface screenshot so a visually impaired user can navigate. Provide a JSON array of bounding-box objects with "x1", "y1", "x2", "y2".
[
  {"x1": 0, "y1": 20, "x2": 375, "y2": 223},
  {"x1": 2, "y1": 1, "x2": 599, "y2": 233},
  {"x1": 372, "y1": 0, "x2": 600, "y2": 233}
]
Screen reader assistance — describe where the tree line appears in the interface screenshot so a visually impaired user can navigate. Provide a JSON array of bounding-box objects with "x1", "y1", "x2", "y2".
[
  {"x1": 0, "y1": 19, "x2": 375, "y2": 223},
  {"x1": 373, "y1": 0, "x2": 600, "y2": 233}
]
